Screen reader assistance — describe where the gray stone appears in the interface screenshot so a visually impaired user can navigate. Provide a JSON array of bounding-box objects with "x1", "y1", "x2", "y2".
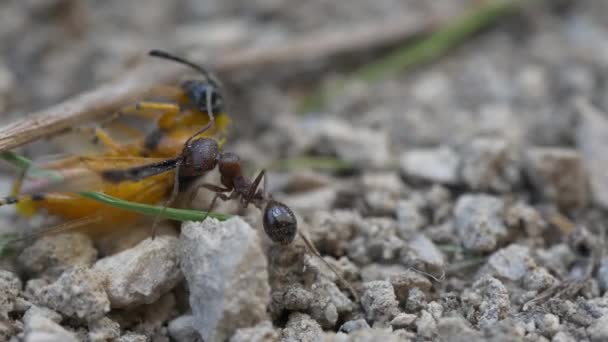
[
  {"x1": 400, "y1": 147, "x2": 460, "y2": 185},
  {"x1": 390, "y1": 313, "x2": 417, "y2": 329},
  {"x1": 505, "y1": 202, "x2": 547, "y2": 237},
  {"x1": 599, "y1": 256, "x2": 608, "y2": 293},
  {"x1": 88, "y1": 317, "x2": 120, "y2": 342},
  {"x1": 18, "y1": 233, "x2": 97, "y2": 278},
  {"x1": 525, "y1": 147, "x2": 588, "y2": 211},
  {"x1": 315, "y1": 118, "x2": 390, "y2": 167},
  {"x1": 361, "y1": 281, "x2": 400, "y2": 323},
  {"x1": 523, "y1": 267, "x2": 558, "y2": 292},
  {"x1": 309, "y1": 278, "x2": 354, "y2": 328},
  {"x1": 23, "y1": 313, "x2": 78, "y2": 342},
  {"x1": 22, "y1": 306, "x2": 61, "y2": 325},
  {"x1": 281, "y1": 284, "x2": 313, "y2": 311},
  {"x1": 473, "y1": 276, "x2": 510, "y2": 328},
  {"x1": 93, "y1": 235, "x2": 182, "y2": 308},
  {"x1": 0, "y1": 270, "x2": 21, "y2": 319},
  {"x1": 454, "y1": 194, "x2": 508, "y2": 252},
  {"x1": 168, "y1": 315, "x2": 202, "y2": 342},
  {"x1": 459, "y1": 138, "x2": 522, "y2": 192},
  {"x1": 402, "y1": 234, "x2": 445, "y2": 274},
  {"x1": 588, "y1": 314, "x2": 608, "y2": 342},
  {"x1": 281, "y1": 313, "x2": 323, "y2": 342},
  {"x1": 416, "y1": 310, "x2": 437, "y2": 339},
  {"x1": 484, "y1": 244, "x2": 535, "y2": 282},
  {"x1": 405, "y1": 287, "x2": 427, "y2": 312},
  {"x1": 576, "y1": 99, "x2": 608, "y2": 210},
  {"x1": 535, "y1": 313, "x2": 560, "y2": 338},
  {"x1": 436, "y1": 316, "x2": 482, "y2": 342},
  {"x1": 552, "y1": 331, "x2": 576, "y2": 342},
  {"x1": 229, "y1": 321, "x2": 278, "y2": 342},
  {"x1": 37, "y1": 266, "x2": 110, "y2": 320},
  {"x1": 115, "y1": 334, "x2": 148, "y2": 342},
  {"x1": 179, "y1": 218, "x2": 270, "y2": 342},
  {"x1": 395, "y1": 200, "x2": 427, "y2": 239},
  {"x1": 339, "y1": 319, "x2": 370, "y2": 334},
  {"x1": 308, "y1": 210, "x2": 361, "y2": 257}
]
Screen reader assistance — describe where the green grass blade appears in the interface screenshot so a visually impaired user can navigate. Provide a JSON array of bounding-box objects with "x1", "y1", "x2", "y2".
[
  {"x1": 78, "y1": 191, "x2": 231, "y2": 221},
  {"x1": 1, "y1": 151, "x2": 231, "y2": 222},
  {"x1": 299, "y1": 0, "x2": 522, "y2": 112}
]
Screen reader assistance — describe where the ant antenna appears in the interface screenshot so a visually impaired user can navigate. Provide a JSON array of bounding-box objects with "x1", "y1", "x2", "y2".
[{"x1": 148, "y1": 50, "x2": 221, "y2": 87}]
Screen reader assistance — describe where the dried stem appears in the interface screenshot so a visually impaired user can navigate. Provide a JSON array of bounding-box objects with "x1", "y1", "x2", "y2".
[{"x1": 0, "y1": 13, "x2": 455, "y2": 152}]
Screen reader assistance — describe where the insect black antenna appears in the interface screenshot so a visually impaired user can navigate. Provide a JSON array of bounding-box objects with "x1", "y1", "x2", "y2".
[{"x1": 148, "y1": 50, "x2": 222, "y2": 87}]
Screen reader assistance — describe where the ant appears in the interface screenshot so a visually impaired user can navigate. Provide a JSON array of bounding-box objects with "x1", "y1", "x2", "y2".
[{"x1": 102, "y1": 124, "x2": 359, "y2": 300}]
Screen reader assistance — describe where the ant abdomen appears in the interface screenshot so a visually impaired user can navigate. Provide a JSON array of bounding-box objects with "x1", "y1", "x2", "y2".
[{"x1": 263, "y1": 200, "x2": 297, "y2": 245}]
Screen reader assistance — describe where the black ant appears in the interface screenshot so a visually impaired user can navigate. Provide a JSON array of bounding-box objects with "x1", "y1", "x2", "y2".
[{"x1": 102, "y1": 125, "x2": 359, "y2": 300}]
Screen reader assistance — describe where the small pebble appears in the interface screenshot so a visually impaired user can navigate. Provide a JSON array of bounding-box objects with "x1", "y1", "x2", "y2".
[
  {"x1": 484, "y1": 244, "x2": 535, "y2": 282},
  {"x1": 93, "y1": 235, "x2": 182, "y2": 308},
  {"x1": 525, "y1": 147, "x2": 588, "y2": 211},
  {"x1": 18, "y1": 233, "x2": 97, "y2": 278},
  {"x1": 459, "y1": 138, "x2": 522, "y2": 192},
  {"x1": 168, "y1": 315, "x2": 202, "y2": 342},
  {"x1": 588, "y1": 314, "x2": 608, "y2": 342},
  {"x1": 339, "y1": 319, "x2": 370, "y2": 334},
  {"x1": 88, "y1": 317, "x2": 120, "y2": 342},
  {"x1": 390, "y1": 313, "x2": 417, "y2": 329},
  {"x1": 0, "y1": 270, "x2": 21, "y2": 319},
  {"x1": 402, "y1": 233, "x2": 445, "y2": 274},
  {"x1": 281, "y1": 313, "x2": 323, "y2": 342},
  {"x1": 405, "y1": 287, "x2": 427, "y2": 312},
  {"x1": 416, "y1": 310, "x2": 437, "y2": 339},
  {"x1": 229, "y1": 321, "x2": 278, "y2": 342},
  {"x1": 400, "y1": 147, "x2": 460, "y2": 185},
  {"x1": 360, "y1": 281, "x2": 400, "y2": 323},
  {"x1": 23, "y1": 313, "x2": 78, "y2": 342},
  {"x1": 179, "y1": 218, "x2": 270, "y2": 342},
  {"x1": 37, "y1": 266, "x2": 110, "y2": 320},
  {"x1": 454, "y1": 194, "x2": 508, "y2": 252}
]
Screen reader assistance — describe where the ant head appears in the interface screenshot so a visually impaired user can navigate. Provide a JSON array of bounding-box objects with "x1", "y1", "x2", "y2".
[
  {"x1": 179, "y1": 138, "x2": 220, "y2": 177},
  {"x1": 263, "y1": 200, "x2": 297, "y2": 245},
  {"x1": 148, "y1": 50, "x2": 224, "y2": 114}
]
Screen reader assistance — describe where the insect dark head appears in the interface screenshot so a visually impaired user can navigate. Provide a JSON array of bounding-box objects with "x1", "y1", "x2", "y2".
[
  {"x1": 263, "y1": 200, "x2": 297, "y2": 245},
  {"x1": 181, "y1": 80, "x2": 224, "y2": 114},
  {"x1": 179, "y1": 138, "x2": 220, "y2": 177}
]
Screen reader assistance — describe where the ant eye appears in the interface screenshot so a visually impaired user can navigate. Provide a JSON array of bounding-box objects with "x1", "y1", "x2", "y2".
[{"x1": 263, "y1": 201, "x2": 297, "y2": 245}]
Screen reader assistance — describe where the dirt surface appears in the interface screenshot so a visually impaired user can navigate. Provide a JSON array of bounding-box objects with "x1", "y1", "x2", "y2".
[{"x1": 2, "y1": 1, "x2": 608, "y2": 341}]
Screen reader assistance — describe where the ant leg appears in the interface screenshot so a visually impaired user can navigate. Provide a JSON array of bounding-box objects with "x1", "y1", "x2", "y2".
[
  {"x1": 187, "y1": 183, "x2": 230, "y2": 205},
  {"x1": 243, "y1": 169, "x2": 266, "y2": 208}
]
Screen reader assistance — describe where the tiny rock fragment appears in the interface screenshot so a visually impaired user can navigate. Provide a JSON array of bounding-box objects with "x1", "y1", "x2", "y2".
[
  {"x1": 525, "y1": 147, "x2": 588, "y2": 211},
  {"x1": 588, "y1": 314, "x2": 608, "y2": 342},
  {"x1": 23, "y1": 313, "x2": 78, "y2": 342},
  {"x1": 361, "y1": 280, "x2": 400, "y2": 323},
  {"x1": 483, "y1": 244, "x2": 535, "y2": 282},
  {"x1": 552, "y1": 331, "x2": 576, "y2": 342},
  {"x1": 436, "y1": 316, "x2": 482, "y2": 342},
  {"x1": 18, "y1": 233, "x2": 97, "y2": 278},
  {"x1": 88, "y1": 317, "x2": 120, "y2": 342},
  {"x1": 454, "y1": 194, "x2": 508, "y2": 252},
  {"x1": 308, "y1": 210, "x2": 361, "y2": 256},
  {"x1": 315, "y1": 118, "x2": 390, "y2": 167},
  {"x1": 0, "y1": 270, "x2": 21, "y2": 319},
  {"x1": 390, "y1": 312, "x2": 417, "y2": 329},
  {"x1": 339, "y1": 319, "x2": 370, "y2": 334},
  {"x1": 309, "y1": 278, "x2": 353, "y2": 328},
  {"x1": 390, "y1": 269, "x2": 432, "y2": 305},
  {"x1": 472, "y1": 276, "x2": 510, "y2": 328},
  {"x1": 362, "y1": 171, "x2": 406, "y2": 214},
  {"x1": 576, "y1": 99, "x2": 608, "y2": 210},
  {"x1": 400, "y1": 147, "x2": 460, "y2": 185},
  {"x1": 535, "y1": 313, "x2": 560, "y2": 338},
  {"x1": 505, "y1": 202, "x2": 547, "y2": 237},
  {"x1": 179, "y1": 218, "x2": 270, "y2": 342},
  {"x1": 396, "y1": 200, "x2": 427, "y2": 239},
  {"x1": 115, "y1": 333, "x2": 148, "y2": 342},
  {"x1": 229, "y1": 321, "x2": 278, "y2": 342},
  {"x1": 405, "y1": 287, "x2": 427, "y2": 312},
  {"x1": 416, "y1": 310, "x2": 437, "y2": 339},
  {"x1": 402, "y1": 233, "x2": 445, "y2": 274},
  {"x1": 37, "y1": 266, "x2": 110, "y2": 320},
  {"x1": 281, "y1": 313, "x2": 323, "y2": 342},
  {"x1": 168, "y1": 315, "x2": 202, "y2": 342},
  {"x1": 598, "y1": 256, "x2": 608, "y2": 293},
  {"x1": 93, "y1": 235, "x2": 182, "y2": 308},
  {"x1": 279, "y1": 284, "x2": 313, "y2": 311},
  {"x1": 522, "y1": 267, "x2": 558, "y2": 292},
  {"x1": 459, "y1": 138, "x2": 522, "y2": 192}
]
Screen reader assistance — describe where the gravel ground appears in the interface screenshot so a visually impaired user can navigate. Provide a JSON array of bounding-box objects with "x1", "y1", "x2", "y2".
[{"x1": 2, "y1": 1, "x2": 608, "y2": 341}]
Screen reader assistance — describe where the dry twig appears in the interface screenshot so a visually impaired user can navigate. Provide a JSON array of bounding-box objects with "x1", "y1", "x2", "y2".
[{"x1": 0, "y1": 13, "x2": 455, "y2": 152}]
